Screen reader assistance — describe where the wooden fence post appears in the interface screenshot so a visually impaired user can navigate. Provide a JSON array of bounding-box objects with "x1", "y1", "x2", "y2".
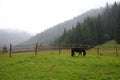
[
  {"x1": 97, "y1": 47, "x2": 99, "y2": 55},
  {"x1": 9, "y1": 43, "x2": 12, "y2": 57},
  {"x1": 115, "y1": 45, "x2": 118, "y2": 56},
  {"x1": 59, "y1": 43, "x2": 61, "y2": 54},
  {"x1": 35, "y1": 42, "x2": 38, "y2": 55}
]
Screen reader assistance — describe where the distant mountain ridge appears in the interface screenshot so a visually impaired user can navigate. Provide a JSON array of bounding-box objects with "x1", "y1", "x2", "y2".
[
  {"x1": 0, "y1": 29, "x2": 31, "y2": 47},
  {"x1": 23, "y1": 8, "x2": 104, "y2": 45}
]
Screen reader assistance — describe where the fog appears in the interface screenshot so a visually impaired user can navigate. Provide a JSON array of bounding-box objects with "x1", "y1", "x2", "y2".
[{"x1": 0, "y1": 0, "x2": 120, "y2": 35}]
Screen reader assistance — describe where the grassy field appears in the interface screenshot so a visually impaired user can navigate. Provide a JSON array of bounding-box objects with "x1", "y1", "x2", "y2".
[
  {"x1": 0, "y1": 51, "x2": 120, "y2": 80},
  {"x1": 0, "y1": 41, "x2": 120, "y2": 80}
]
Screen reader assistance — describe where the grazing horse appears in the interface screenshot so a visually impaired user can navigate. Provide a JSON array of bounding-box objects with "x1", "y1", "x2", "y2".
[{"x1": 71, "y1": 47, "x2": 86, "y2": 57}]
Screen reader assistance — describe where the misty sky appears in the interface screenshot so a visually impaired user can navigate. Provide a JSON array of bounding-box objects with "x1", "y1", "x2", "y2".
[{"x1": 0, "y1": 0, "x2": 120, "y2": 35}]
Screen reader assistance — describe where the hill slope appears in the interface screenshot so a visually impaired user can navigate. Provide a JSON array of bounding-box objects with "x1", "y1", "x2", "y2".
[
  {"x1": 98, "y1": 40, "x2": 120, "y2": 48},
  {"x1": 24, "y1": 8, "x2": 104, "y2": 45},
  {"x1": 0, "y1": 29, "x2": 31, "y2": 47},
  {"x1": 54, "y1": 2, "x2": 120, "y2": 45}
]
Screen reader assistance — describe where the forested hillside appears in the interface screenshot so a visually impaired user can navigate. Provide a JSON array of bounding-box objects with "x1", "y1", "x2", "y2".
[
  {"x1": 54, "y1": 2, "x2": 120, "y2": 45},
  {"x1": 23, "y1": 8, "x2": 104, "y2": 45}
]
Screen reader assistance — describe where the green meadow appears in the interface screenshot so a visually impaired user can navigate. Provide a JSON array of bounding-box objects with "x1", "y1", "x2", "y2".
[
  {"x1": 0, "y1": 41, "x2": 120, "y2": 80},
  {"x1": 0, "y1": 52, "x2": 120, "y2": 80}
]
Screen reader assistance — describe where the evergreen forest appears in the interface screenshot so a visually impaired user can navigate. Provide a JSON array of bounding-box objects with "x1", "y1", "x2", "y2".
[{"x1": 54, "y1": 2, "x2": 120, "y2": 45}]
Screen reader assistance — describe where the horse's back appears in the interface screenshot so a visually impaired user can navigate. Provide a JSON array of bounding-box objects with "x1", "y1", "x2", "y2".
[{"x1": 72, "y1": 47, "x2": 85, "y2": 52}]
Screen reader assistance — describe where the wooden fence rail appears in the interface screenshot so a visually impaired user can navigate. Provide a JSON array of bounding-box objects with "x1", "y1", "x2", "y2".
[{"x1": 0, "y1": 43, "x2": 119, "y2": 57}]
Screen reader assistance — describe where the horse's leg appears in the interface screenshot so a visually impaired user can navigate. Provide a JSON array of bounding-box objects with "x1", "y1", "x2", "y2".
[
  {"x1": 71, "y1": 49, "x2": 74, "y2": 57},
  {"x1": 72, "y1": 51, "x2": 75, "y2": 56},
  {"x1": 83, "y1": 50, "x2": 86, "y2": 56}
]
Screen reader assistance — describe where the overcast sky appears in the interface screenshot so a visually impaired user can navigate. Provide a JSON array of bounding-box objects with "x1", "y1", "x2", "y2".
[{"x1": 0, "y1": 0, "x2": 120, "y2": 35}]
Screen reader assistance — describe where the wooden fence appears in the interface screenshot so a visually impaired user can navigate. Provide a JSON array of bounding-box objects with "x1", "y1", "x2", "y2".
[{"x1": 0, "y1": 43, "x2": 119, "y2": 57}]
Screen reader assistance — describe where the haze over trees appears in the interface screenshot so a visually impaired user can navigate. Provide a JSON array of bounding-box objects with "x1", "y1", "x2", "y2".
[
  {"x1": 54, "y1": 2, "x2": 120, "y2": 45},
  {"x1": 23, "y1": 7, "x2": 104, "y2": 45}
]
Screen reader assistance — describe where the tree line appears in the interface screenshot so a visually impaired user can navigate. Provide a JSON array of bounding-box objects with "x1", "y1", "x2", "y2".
[{"x1": 54, "y1": 2, "x2": 120, "y2": 45}]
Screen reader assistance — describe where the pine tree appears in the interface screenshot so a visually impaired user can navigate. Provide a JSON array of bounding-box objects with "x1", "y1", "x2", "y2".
[{"x1": 116, "y1": 5, "x2": 120, "y2": 44}]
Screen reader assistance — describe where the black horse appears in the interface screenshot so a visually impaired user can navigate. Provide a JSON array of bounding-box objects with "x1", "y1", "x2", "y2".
[{"x1": 71, "y1": 47, "x2": 86, "y2": 57}]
